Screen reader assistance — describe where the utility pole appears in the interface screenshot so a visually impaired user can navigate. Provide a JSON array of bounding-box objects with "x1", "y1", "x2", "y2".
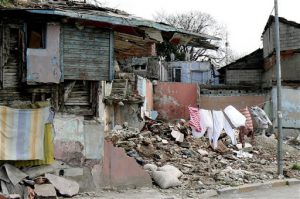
[{"x1": 274, "y1": 0, "x2": 283, "y2": 176}]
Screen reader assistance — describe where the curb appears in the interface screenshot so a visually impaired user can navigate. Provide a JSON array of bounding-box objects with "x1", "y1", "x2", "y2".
[{"x1": 217, "y1": 178, "x2": 300, "y2": 195}]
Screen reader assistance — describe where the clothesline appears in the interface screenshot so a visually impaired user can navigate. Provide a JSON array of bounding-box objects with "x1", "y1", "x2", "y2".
[
  {"x1": 190, "y1": 100, "x2": 272, "y2": 110},
  {"x1": 188, "y1": 105, "x2": 273, "y2": 149}
]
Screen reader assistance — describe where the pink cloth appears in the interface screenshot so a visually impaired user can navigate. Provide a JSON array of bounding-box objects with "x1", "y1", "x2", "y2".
[
  {"x1": 188, "y1": 107, "x2": 201, "y2": 132},
  {"x1": 240, "y1": 107, "x2": 254, "y2": 131}
]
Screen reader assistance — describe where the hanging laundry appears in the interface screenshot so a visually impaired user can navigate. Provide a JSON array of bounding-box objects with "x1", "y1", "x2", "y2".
[
  {"x1": 238, "y1": 107, "x2": 255, "y2": 148},
  {"x1": 224, "y1": 105, "x2": 246, "y2": 128},
  {"x1": 192, "y1": 109, "x2": 213, "y2": 139},
  {"x1": 212, "y1": 111, "x2": 224, "y2": 149},
  {"x1": 250, "y1": 106, "x2": 272, "y2": 130},
  {"x1": 200, "y1": 109, "x2": 213, "y2": 134},
  {"x1": 224, "y1": 117, "x2": 237, "y2": 145},
  {"x1": 239, "y1": 107, "x2": 254, "y2": 131},
  {"x1": 188, "y1": 107, "x2": 201, "y2": 132},
  {"x1": 192, "y1": 127, "x2": 205, "y2": 138}
]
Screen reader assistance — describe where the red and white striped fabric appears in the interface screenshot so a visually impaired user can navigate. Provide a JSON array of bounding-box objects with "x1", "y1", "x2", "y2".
[
  {"x1": 188, "y1": 107, "x2": 201, "y2": 132},
  {"x1": 240, "y1": 107, "x2": 253, "y2": 131}
]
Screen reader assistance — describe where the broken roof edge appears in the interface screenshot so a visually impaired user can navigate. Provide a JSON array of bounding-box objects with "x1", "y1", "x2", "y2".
[
  {"x1": 262, "y1": 15, "x2": 300, "y2": 35},
  {"x1": 218, "y1": 48, "x2": 263, "y2": 72},
  {"x1": 24, "y1": 9, "x2": 220, "y2": 41}
]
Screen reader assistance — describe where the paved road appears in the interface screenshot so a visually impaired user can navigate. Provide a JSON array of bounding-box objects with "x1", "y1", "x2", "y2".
[
  {"x1": 71, "y1": 185, "x2": 300, "y2": 199},
  {"x1": 216, "y1": 185, "x2": 300, "y2": 199}
]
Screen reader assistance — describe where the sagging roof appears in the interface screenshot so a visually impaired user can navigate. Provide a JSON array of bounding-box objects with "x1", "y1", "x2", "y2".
[
  {"x1": 0, "y1": 1, "x2": 220, "y2": 49},
  {"x1": 263, "y1": 15, "x2": 300, "y2": 34},
  {"x1": 218, "y1": 49, "x2": 263, "y2": 73}
]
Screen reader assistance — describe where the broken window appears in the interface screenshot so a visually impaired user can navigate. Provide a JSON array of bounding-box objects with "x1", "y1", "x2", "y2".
[{"x1": 26, "y1": 23, "x2": 46, "y2": 49}]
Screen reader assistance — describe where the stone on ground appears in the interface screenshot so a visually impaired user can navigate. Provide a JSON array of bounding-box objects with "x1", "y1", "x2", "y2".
[{"x1": 45, "y1": 173, "x2": 79, "y2": 197}]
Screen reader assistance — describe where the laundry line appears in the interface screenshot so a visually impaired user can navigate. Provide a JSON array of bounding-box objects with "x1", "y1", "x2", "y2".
[{"x1": 188, "y1": 104, "x2": 272, "y2": 149}]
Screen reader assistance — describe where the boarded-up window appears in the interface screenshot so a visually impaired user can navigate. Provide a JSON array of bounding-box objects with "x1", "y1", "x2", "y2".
[
  {"x1": 62, "y1": 25, "x2": 111, "y2": 81},
  {"x1": 27, "y1": 23, "x2": 46, "y2": 49}
]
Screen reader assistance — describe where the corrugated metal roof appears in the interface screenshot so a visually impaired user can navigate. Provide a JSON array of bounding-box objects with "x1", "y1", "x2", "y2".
[{"x1": 0, "y1": 2, "x2": 220, "y2": 49}]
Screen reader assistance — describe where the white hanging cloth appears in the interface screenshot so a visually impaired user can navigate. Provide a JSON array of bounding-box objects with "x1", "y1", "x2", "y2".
[
  {"x1": 212, "y1": 111, "x2": 225, "y2": 149},
  {"x1": 192, "y1": 109, "x2": 213, "y2": 139},
  {"x1": 212, "y1": 110, "x2": 237, "y2": 149},
  {"x1": 224, "y1": 105, "x2": 246, "y2": 128}
]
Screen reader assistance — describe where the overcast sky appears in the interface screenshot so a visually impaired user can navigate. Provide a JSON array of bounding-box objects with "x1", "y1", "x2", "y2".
[{"x1": 106, "y1": 0, "x2": 300, "y2": 55}]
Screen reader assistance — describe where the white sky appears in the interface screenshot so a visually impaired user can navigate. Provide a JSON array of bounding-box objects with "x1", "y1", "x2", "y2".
[{"x1": 106, "y1": 0, "x2": 300, "y2": 55}]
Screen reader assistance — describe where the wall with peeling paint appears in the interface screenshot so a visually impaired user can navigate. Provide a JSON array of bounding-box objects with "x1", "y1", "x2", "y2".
[
  {"x1": 53, "y1": 113, "x2": 104, "y2": 166},
  {"x1": 154, "y1": 82, "x2": 198, "y2": 120},
  {"x1": 272, "y1": 86, "x2": 300, "y2": 128},
  {"x1": 27, "y1": 23, "x2": 61, "y2": 83}
]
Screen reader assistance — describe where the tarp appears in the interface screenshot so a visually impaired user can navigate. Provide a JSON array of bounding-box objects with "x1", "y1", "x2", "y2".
[{"x1": 0, "y1": 106, "x2": 49, "y2": 160}]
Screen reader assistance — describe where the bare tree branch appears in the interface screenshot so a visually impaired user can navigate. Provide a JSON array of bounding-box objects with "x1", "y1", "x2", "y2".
[{"x1": 154, "y1": 10, "x2": 239, "y2": 67}]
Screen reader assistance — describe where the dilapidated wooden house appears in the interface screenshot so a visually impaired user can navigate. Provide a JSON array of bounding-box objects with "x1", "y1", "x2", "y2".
[
  {"x1": 0, "y1": 1, "x2": 218, "y2": 116},
  {"x1": 0, "y1": 0, "x2": 219, "y2": 190}
]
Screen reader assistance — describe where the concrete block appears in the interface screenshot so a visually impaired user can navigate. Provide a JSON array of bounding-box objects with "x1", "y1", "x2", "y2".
[
  {"x1": 34, "y1": 184, "x2": 57, "y2": 199},
  {"x1": 286, "y1": 178, "x2": 300, "y2": 186},
  {"x1": 271, "y1": 179, "x2": 288, "y2": 187}
]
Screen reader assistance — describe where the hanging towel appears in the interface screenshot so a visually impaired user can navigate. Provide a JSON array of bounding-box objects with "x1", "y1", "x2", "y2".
[
  {"x1": 224, "y1": 117, "x2": 237, "y2": 145},
  {"x1": 240, "y1": 107, "x2": 254, "y2": 131},
  {"x1": 188, "y1": 107, "x2": 201, "y2": 132},
  {"x1": 0, "y1": 106, "x2": 50, "y2": 160},
  {"x1": 224, "y1": 105, "x2": 246, "y2": 128},
  {"x1": 212, "y1": 111, "x2": 225, "y2": 149}
]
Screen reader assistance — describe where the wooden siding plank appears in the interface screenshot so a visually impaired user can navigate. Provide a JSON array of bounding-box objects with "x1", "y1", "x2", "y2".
[{"x1": 62, "y1": 25, "x2": 110, "y2": 81}]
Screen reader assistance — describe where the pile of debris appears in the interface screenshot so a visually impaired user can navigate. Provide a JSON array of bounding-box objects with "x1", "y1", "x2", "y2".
[
  {"x1": 107, "y1": 118, "x2": 300, "y2": 193},
  {"x1": 0, "y1": 162, "x2": 79, "y2": 199}
]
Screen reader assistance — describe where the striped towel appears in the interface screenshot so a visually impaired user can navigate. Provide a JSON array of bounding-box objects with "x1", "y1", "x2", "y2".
[
  {"x1": 188, "y1": 107, "x2": 201, "y2": 132},
  {"x1": 0, "y1": 106, "x2": 50, "y2": 160},
  {"x1": 240, "y1": 107, "x2": 253, "y2": 131}
]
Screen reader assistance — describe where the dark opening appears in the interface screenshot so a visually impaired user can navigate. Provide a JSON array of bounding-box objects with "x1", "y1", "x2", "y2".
[
  {"x1": 27, "y1": 23, "x2": 46, "y2": 49},
  {"x1": 174, "y1": 68, "x2": 181, "y2": 82},
  {"x1": 133, "y1": 64, "x2": 147, "y2": 71}
]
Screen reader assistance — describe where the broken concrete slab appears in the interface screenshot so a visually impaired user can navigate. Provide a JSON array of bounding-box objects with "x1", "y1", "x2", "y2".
[
  {"x1": 3, "y1": 164, "x2": 27, "y2": 185},
  {"x1": 45, "y1": 173, "x2": 79, "y2": 197},
  {"x1": 55, "y1": 168, "x2": 84, "y2": 177},
  {"x1": 1, "y1": 181, "x2": 9, "y2": 195},
  {"x1": 34, "y1": 184, "x2": 57, "y2": 199},
  {"x1": 23, "y1": 161, "x2": 70, "y2": 179}
]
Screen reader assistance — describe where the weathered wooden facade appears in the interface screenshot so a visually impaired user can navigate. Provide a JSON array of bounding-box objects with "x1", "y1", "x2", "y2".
[
  {"x1": 262, "y1": 16, "x2": 300, "y2": 88},
  {"x1": 0, "y1": 2, "x2": 218, "y2": 117}
]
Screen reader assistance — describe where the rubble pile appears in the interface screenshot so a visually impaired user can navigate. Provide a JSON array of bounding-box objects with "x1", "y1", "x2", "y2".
[
  {"x1": 0, "y1": 162, "x2": 79, "y2": 199},
  {"x1": 107, "y1": 118, "x2": 300, "y2": 192}
]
